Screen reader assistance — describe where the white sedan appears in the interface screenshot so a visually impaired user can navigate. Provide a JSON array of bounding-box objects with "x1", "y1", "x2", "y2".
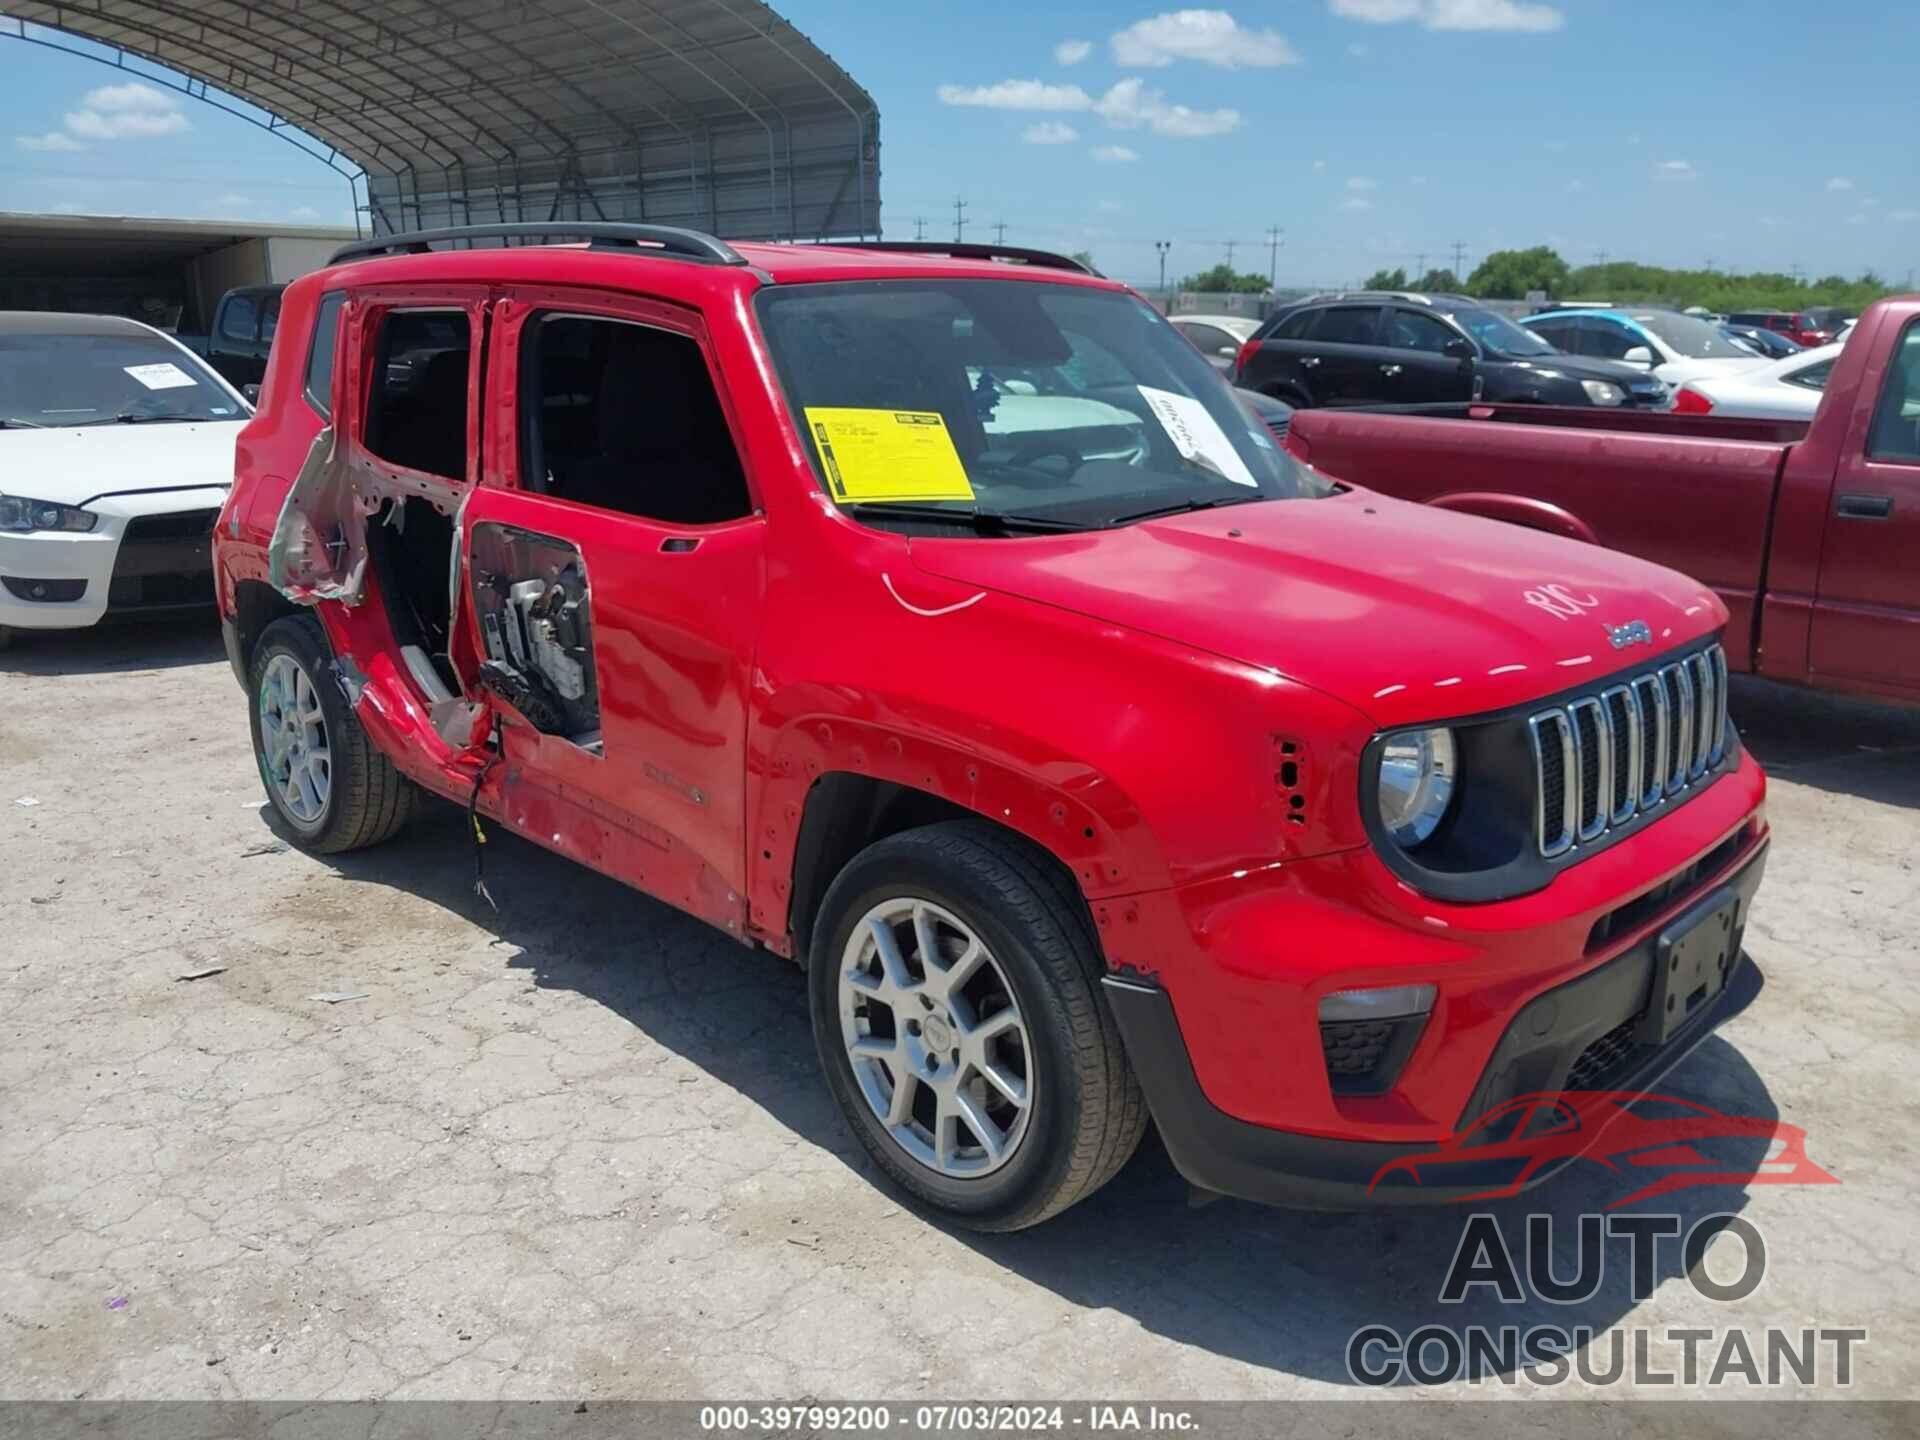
[
  {"x1": 1168, "y1": 314, "x2": 1261, "y2": 371},
  {"x1": 1, "y1": 312, "x2": 249, "y2": 648},
  {"x1": 1669, "y1": 342, "x2": 1844, "y2": 420}
]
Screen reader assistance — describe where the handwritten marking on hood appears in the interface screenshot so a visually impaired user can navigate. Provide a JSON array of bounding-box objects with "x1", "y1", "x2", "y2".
[
  {"x1": 1557, "y1": 655, "x2": 1594, "y2": 667},
  {"x1": 1434, "y1": 677, "x2": 1461, "y2": 687},
  {"x1": 1373, "y1": 684, "x2": 1407, "y2": 699},
  {"x1": 1488, "y1": 664, "x2": 1527, "y2": 676},
  {"x1": 882, "y1": 572, "x2": 984, "y2": 618},
  {"x1": 1523, "y1": 582, "x2": 1600, "y2": 620}
]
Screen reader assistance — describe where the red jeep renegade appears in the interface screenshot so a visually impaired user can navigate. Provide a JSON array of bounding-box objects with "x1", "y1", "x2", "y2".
[{"x1": 214, "y1": 224, "x2": 1770, "y2": 1230}]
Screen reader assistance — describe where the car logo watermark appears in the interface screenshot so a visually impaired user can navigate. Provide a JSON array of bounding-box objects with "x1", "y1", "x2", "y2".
[{"x1": 1365, "y1": 1089, "x2": 1838, "y2": 1210}]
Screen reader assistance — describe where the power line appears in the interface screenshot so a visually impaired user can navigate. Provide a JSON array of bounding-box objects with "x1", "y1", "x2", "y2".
[{"x1": 952, "y1": 196, "x2": 968, "y2": 243}]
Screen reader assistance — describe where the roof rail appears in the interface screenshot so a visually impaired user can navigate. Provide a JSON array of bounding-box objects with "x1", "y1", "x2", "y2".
[
  {"x1": 803, "y1": 241, "x2": 1100, "y2": 276},
  {"x1": 330, "y1": 223, "x2": 747, "y2": 268}
]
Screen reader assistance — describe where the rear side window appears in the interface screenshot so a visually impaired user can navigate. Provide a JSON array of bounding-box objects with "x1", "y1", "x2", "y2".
[
  {"x1": 304, "y1": 292, "x2": 345, "y2": 418},
  {"x1": 1314, "y1": 306, "x2": 1380, "y2": 345},
  {"x1": 520, "y1": 314, "x2": 751, "y2": 525},
  {"x1": 220, "y1": 294, "x2": 258, "y2": 341},
  {"x1": 1868, "y1": 321, "x2": 1920, "y2": 461},
  {"x1": 363, "y1": 309, "x2": 471, "y2": 481},
  {"x1": 1784, "y1": 358, "x2": 1834, "y2": 392},
  {"x1": 1527, "y1": 318, "x2": 1577, "y2": 351},
  {"x1": 1578, "y1": 318, "x2": 1642, "y2": 361},
  {"x1": 1271, "y1": 308, "x2": 1318, "y2": 341}
]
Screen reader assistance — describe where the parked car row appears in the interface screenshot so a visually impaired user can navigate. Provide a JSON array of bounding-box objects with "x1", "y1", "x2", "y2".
[{"x1": 1230, "y1": 290, "x2": 1672, "y2": 411}]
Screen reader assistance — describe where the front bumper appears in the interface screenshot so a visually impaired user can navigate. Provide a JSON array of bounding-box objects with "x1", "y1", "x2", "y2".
[
  {"x1": 0, "y1": 487, "x2": 227, "y2": 630},
  {"x1": 1109, "y1": 836, "x2": 1767, "y2": 1210}
]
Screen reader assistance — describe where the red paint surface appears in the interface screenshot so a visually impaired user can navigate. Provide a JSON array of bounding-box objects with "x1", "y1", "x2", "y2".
[
  {"x1": 217, "y1": 242, "x2": 1780, "y2": 1144},
  {"x1": 1284, "y1": 294, "x2": 1920, "y2": 706}
]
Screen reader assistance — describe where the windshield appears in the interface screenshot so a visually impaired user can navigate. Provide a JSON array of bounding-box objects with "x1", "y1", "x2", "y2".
[
  {"x1": 754, "y1": 280, "x2": 1325, "y2": 533},
  {"x1": 1627, "y1": 311, "x2": 1749, "y2": 360},
  {"x1": 0, "y1": 330, "x2": 243, "y2": 428},
  {"x1": 1448, "y1": 307, "x2": 1556, "y2": 357}
]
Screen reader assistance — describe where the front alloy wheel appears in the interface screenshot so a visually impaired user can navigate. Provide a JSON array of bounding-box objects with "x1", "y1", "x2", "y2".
[{"x1": 838, "y1": 898, "x2": 1035, "y2": 1176}]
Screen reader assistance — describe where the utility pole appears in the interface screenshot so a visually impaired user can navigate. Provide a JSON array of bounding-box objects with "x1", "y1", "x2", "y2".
[
  {"x1": 1415, "y1": 252, "x2": 1427, "y2": 281},
  {"x1": 1704, "y1": 256, "x2": 1717, "y2": 274},
  {"x1": 912, "y1": 216, "x2": 927, "y2": 241},
  {"x1": 1595, "y1": 249, "x2": 1609, "y2": 267},
  {"x1": 1155, "y1": 240, "x2": 1172, "y2": 296},
  {"x1": 1790, "y1": 262, "x2": 1805, "y2": 286},
  {"x1": 1224, "y1": 239, "x2": 1237, "y2": 270},
  {"x1": 1266, "y1": 225, "x2": 1284, "y2": 287},
  {"x1": 952, "y1": 196, "x2": 968, "y2": 243},
  {"x1": 1450, "y1": 240, "x2": 1467, "y2": 278},
  {"x1": 992, "y1": 220, "x2": 1007, "y2": 245}
]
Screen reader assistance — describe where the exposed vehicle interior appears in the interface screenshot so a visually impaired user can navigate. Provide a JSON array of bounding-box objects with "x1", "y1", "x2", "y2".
[{"x1": 521, "y1": 315, "x2": 751, "y2": 526}]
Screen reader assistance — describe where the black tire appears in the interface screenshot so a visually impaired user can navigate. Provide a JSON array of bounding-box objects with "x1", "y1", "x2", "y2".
[
  {"x1": 247, "y1": 614, "x2": 416, "y2": 853},
  {"x1": 0, "y1": 626, "x2": 12, "y2": 652},
  {"x1": 809, "y1": 820, "x2": 1147, "y2": 1231}
]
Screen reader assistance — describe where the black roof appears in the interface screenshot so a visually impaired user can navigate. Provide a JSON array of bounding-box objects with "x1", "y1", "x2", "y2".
[{"x1": 0, "y1": 310, "x2": 158, "y2": 336}]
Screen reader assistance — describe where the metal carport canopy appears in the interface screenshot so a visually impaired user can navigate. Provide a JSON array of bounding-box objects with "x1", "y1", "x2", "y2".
[{"x1": 4, "y1": 0, "x2": 881, "y2": 239}]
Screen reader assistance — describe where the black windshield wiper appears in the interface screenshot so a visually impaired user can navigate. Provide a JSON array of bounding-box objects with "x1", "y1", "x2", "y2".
[
  {"x1": 105, "y1": 412, "x2": 200, "y2": 424},
  {"x1": 0, "y1": 416, "x2": 44, "y2": 429},
  {"x1": 1105, "y1": 493, "x2": 1265, "y2": 527},
  {"x1": 841, "y1": 502, "x2": 1089, "y2": 535}
]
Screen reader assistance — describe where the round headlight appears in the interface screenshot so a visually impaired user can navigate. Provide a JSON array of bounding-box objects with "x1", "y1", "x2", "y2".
[{"x1": 1377, "y1": 727, "x2": 1457, "y2": 848}]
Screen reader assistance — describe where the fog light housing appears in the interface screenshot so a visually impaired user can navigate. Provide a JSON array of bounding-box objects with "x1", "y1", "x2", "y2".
[{"x1": 1318, "y1": 983, "x2": 1436, "y2": 1022}]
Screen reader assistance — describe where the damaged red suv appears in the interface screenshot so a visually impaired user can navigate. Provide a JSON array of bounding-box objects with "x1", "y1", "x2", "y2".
[{"x1": 214, "y1": 225, "x2": 1769, "y2": 1229}]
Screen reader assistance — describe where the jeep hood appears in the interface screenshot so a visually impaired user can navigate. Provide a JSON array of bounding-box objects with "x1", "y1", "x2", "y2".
[
  {"x1": 908, "y1": 489, "x2": 1727, "y2": 728},
  {"x1": 0, "y1": 422, "x2": 242, "y2": 505}
]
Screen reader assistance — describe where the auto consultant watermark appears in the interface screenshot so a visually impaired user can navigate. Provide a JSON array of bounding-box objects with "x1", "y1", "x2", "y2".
[{"x1": 1346, "y1": 1089, "x2": 1856, "y2": 1389}]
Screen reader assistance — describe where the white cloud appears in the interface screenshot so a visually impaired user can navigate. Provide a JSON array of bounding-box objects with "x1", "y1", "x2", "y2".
[
  {"x1": 1892, "y1": 208, "x2": 1919, "y2": 223},
  {"x1": 16, "y1": 131, "x2": 86, "y2": 152},
  {"x1": 1759, "y1": 215, "x2": 1785, "y2": 228},
  {"x1": 937, "y1": 79, "x2": 1091, "y2": 111},
  {"x1": 1339, "y1": 197, "x2": 1374, "y2": 211},
  {"x1": 1110, "y1": 10, "x2": 1301, "y2": 68},
  {"x1": 1093, "y1": 77, "x2": 1240, "y2": 136},
  {"x1": 1409, "y1": 174, "x2": 1428, "y2": 185},
  {"x1": 1054, "y1": 38, "x2": 1094, "y2": 65},
  {"x1": 1348, "y1": 42, "x2": 1370, "y2": 56},
  {"x1": 1092, "y1": 144, "x2": 1140, "y2": 164},
  {"x1": 1826, "y1": 176, "x2": 1854, "y2": 192},
  {"x1": 1330, "y1": 0, "x2": 1564, "y2": 32},
  {"x1": 1653, "y1": 159, "x2": 1697, "y2": 181},
  {"x1": 1022, "y1": 121, "x2": 1079, "y2": 145},
  {"x1": 210, "y1": 192, "x2": 251, "y2": 212},
  {"x1": 289, "y1": 205, "x2": 322, "y2": 220},
  {"x1": 63, "y1": 81, "x2": 189, "y2": 140},
  {"x1": 1845, "y1": 213, "x2": 1867, "y2": 226},
  {"x1": 1565, "y1": 178, "x2": 1586, "y2": 192},
  {"x1": 1312, "y1": 158, "x2": 1327, "y2": 171},
  {"x1": 1346, "y1": 176, "x2": 1377, "y2": 191}
]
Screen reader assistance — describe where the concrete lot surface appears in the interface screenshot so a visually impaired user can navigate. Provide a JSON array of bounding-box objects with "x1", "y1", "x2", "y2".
[{"x1": 2, "y1": 624, "x2": 1916, "y2": 1401}]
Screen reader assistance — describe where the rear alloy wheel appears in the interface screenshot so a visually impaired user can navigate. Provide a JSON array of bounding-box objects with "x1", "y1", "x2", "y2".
[
  {"x1": 247, "y1": 615, "x2": 415, "y2": 853},
  {"x1": 810, "y1": 821, "x2": 1146, "y2": 1230}
]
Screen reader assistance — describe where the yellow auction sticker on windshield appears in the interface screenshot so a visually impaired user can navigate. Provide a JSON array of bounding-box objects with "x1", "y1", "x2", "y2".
[{"x1": 803, "y1": 407, "x2": 976, "y2": 504}]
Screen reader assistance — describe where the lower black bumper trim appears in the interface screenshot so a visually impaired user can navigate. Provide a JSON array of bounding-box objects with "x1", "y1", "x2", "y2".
[{"x1": 1103, "y1": 840, "x2": 1767, "y2": 1211}]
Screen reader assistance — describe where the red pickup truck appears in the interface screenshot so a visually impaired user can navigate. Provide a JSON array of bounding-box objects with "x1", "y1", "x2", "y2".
[{"x1": 1284, "y1": 294, "x2": 1920, "y2": 708}]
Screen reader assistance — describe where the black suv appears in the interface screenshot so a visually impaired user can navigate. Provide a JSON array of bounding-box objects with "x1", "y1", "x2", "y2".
[{"x1": 1234, "y1": 292, "x2": 1667, "y2": 409}]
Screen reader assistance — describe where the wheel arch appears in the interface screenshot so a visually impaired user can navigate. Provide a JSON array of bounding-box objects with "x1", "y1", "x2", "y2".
[
  {"x1": 749, "y1": 717, "x2": 1165, "y2": 965},
  {"x1": 230, "y1": 578, "x2": 302, "y2": 678},
  {"x1": 1425, "y1": 491, "x2": 1600, "y2": 545}
]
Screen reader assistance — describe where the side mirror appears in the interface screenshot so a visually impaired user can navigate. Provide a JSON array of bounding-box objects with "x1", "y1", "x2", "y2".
[
  {"x1": 1622, "y1": 346, "x2": 1655, "y2": 366},
  {"x1": 1443, "y1": 338, "x2": 1475, "y2": 361},
  {"x1": 241, "y1": 383, "x2": 262, "y2": 405}
]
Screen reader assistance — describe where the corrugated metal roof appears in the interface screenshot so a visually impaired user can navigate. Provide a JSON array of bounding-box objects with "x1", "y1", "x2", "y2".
[{"x1": 5, "y1": 0, "x2": 881, "y2": 239}]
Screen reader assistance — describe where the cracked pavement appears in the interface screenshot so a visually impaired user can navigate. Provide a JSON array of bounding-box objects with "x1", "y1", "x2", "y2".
[{"x1": 2, "y1": 626, "x2": 1916, "y2": 1400}]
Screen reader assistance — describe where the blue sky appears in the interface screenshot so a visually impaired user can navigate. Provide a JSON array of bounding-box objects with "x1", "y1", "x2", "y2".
[{"x1": 3, "y1": 3, "x2": 1915, "y2": 288}]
